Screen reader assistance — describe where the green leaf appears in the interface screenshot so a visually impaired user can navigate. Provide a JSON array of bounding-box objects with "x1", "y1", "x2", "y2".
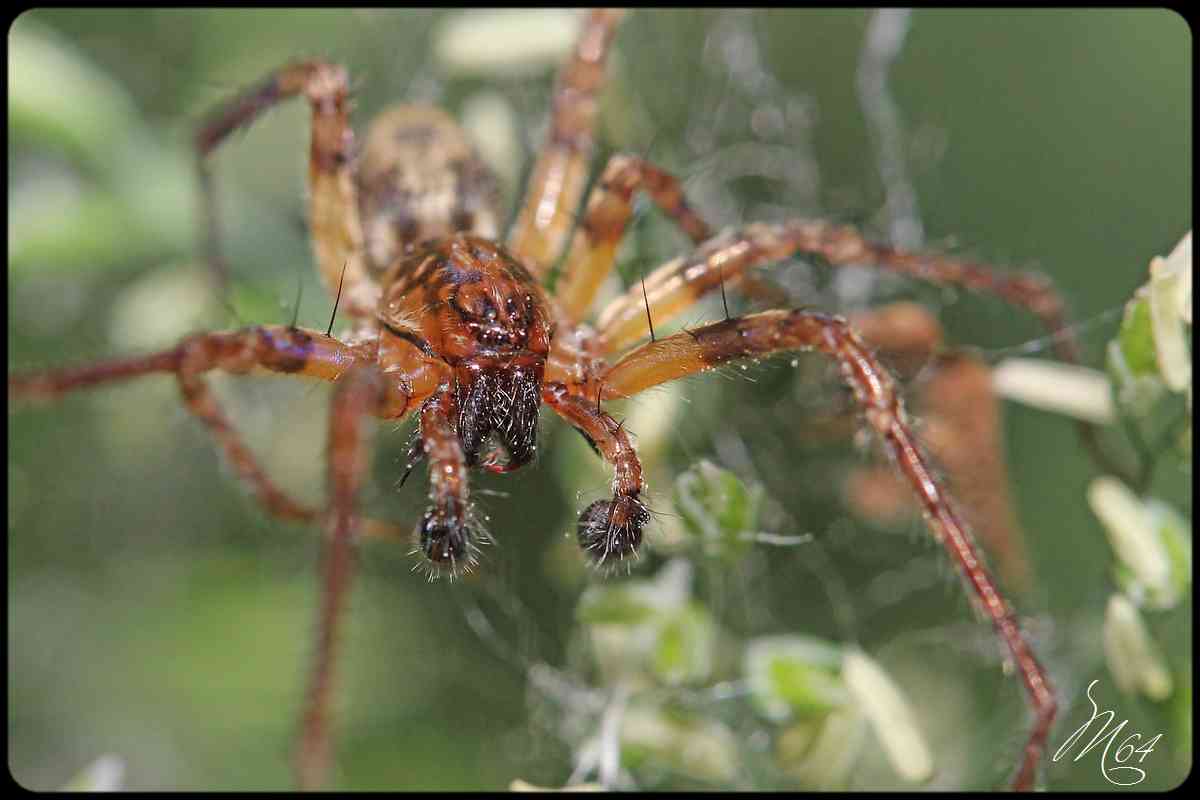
[
  {"x1": 744, "y1": 635, "x2": 848, "y2": 721},
  {"x1": 1146, "y1": 498, "x2": 1192, "y2": 608},
  {"x1": 672, "y1": 460, "x2": 765, "y2": 561},
  {"x1": 774, "y1": 709, "x2": 868, "y2": 789},
  {"x1": 576, "y1": 584, "x2": 660, "y2": 626},
  {"x1": 619, "y1": 706, "x2": 739, "y2": 785},
  {"x1": 650, "y1": 603, "x2": 716, "y2": 686},
  {"x1": 1104, "y1": 593, "x2": 1173, "y2": 700},
  {"x1": 9, "y1": 19, "x2": 140, "y2": 172},
  {"x1": 1116, "y1": 294, "x2": 1159, "y2": 377}
]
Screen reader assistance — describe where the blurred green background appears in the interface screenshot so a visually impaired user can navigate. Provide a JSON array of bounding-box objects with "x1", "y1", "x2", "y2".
[{"x1": 8, "y1": 9, "x2": 1190, "y2": 790}]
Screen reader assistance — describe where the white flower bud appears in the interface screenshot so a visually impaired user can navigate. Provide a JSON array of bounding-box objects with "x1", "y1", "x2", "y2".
[
  {"x1": 842, "y1": 650, "x2": 933, "y2": 783},
  {"x1": 1103, "y1": 594, "x2": 1173, "y2": 700},
  {"x1": 992, "y1": 359, "x2": 1115, "y2": 425},
  {"x1": 435, "y1": 10, "x2": 582, "y2": 76},
  {"x1": 1148, "y1": 231, "x2": 1192, "y2": 392},
  {"x1": 1087, "y1": 477, "x2": 1172, "y2": 604}
]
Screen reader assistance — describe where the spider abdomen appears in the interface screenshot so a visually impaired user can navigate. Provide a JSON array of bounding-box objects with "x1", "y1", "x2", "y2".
[{"x1": 357, "y1": 106, "x2": 501, "y2": 272}]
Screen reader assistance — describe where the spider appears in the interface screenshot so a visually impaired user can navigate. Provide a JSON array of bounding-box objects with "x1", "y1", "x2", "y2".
[{"x1": 12, "y1": 8, "x2": 1131, "y2": 791}]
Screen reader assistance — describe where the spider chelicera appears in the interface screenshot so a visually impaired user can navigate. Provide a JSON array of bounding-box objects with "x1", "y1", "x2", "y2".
[{"x1": 13, "y1": 9, "x2": 1112, "y2": 791}]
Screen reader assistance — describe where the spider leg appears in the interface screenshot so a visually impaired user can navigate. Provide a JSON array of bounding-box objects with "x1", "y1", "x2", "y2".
[
  {"x1": 507, "y1": 9, "x2": 625, "y2": 280},
  {"x1": 542, "y1": 382, "x2": 648, "y2": 567},
  {"x1": 842, "y1": 303, "x2": 1031, "y2": 591},
  {"x1": 594, "y1": 221, "x2": 1076, "y2": 356},
  {"x1": 195, "y1": 61, "x2": 379, "y2": 318},
  {"x1": 554, "y1": 153, "x2": 712, "y2": 322},
  {"x1": 413, "y1": 392, "x2": 482, "y2": 577},
  {"x1": 9, "y1": 326, "x2": 410, "y2": 533},
  {"x1": 592, "y1": 220, "x2": 1123, "y2": 480},
  {"x1": 595, "y1": 223, "x2": 802, "y2": 353},
  {"x1": 600, "y1": 309, "x2": 1057, "y2": 790},
  {"x1": 296, "y1": 363, "x2": 389, "y2": 790}
]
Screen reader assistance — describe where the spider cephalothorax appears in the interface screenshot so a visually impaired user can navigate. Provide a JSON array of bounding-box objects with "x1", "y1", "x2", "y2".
[{"x1": 10, "y1": 9, "x2": 1100, "y2": 790}]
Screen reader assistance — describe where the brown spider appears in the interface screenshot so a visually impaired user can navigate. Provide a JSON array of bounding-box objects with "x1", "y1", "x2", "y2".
[{"x1": 12, "y1": 8, "x2": 1111, "y2": 790}]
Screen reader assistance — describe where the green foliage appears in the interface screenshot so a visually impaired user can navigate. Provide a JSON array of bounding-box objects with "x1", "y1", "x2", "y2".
[
  {"x1": 1113, "y1": 296, "x2": 1159, "y2": 378},
  {"x1": 576, "y1": 584, "x2": 661, "y2": 626},
  {"x1": 670, "y1": 460, "x2": 765, "y2": 562},
  {"x1": 1091, "y1": 232, "x2": 1191, "y2": 724},
  {"x1": 650, "y1": 604, "x2": 717, "y2": 687},
  {"x1": 744, "y1": 635, "x2": 848, "y2": 721},
  {"x1": 9, "y1": 20, "x2": 193, "y2": 276}
]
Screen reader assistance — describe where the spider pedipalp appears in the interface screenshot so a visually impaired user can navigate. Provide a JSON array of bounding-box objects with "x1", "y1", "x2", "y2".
[
  {"x1": 576, "y1": 495, "x2": 651, "y2": 567},
  {"x1": 414, "y1": 506, "x2": 488, "y2": 580}
]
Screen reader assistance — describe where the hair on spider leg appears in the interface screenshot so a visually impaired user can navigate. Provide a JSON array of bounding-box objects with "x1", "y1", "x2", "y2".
[
  {"x1": 395, "y1": 428, "x2": 425, "y2": 490},
  {"x1": 410, "y1": 548, "x2": 481, "y2": 583},
  {"x1": 640, "y1": 270, "x2": 655, "y2": 343},
  {"x1": 326, "y1": 260, "x2": 348, "y2": 337},
  {"x1": 718, "y1": 260, "x2": 731, "y2": 321}
]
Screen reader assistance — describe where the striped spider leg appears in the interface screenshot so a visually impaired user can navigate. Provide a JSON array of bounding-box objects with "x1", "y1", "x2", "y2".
[{"x1": 507, "y1": 8, "x2": 627, "y2": 279}]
